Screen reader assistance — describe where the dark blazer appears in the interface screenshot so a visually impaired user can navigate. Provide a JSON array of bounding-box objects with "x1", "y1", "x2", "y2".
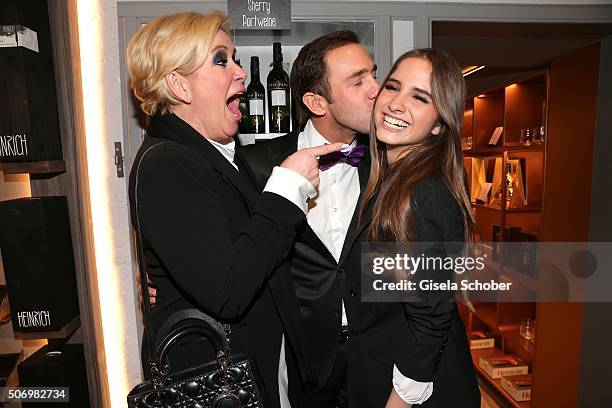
[
  {"x1": 127, "y1": 113, "x2": 308, "y2": 408},
  {"x1": 345, "y1": 175, "x2": 480, "y2": 407},
  {"x1": 239, "y1": 129, "x2": 371, "y2": 398}
]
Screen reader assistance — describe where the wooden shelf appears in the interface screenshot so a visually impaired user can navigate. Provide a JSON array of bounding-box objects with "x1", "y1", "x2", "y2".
[
  {"x1": 14, "y1": 314, "x2": 80, "y2": 340},
  {"x1": 472, "y1": 203, "x2": 541, "y2": 213},
  {"x1": 464, "y1": 145, "x2": 544, "y2": 157},
  {"x1": 463, "y1": 147, "x2": 505, "y2": 157},
  {"x1": 460, "y1": 45, "x2": 601, "y2": 406},
  {"x1": 505, "y1": 206, "x2": 541, "y2": 213},
  {"x1": 473, "y1": 203, "x2": 502, "y2": 211},
  {"x1": 472, "y1": 348, "x2": 531, "y2": 408},
  {"x1": 504, "y1": 145, "x2": 545, "y2": 153},
  {"x1": 0, "y1": 160, "x2": 66, "y2": 176}
]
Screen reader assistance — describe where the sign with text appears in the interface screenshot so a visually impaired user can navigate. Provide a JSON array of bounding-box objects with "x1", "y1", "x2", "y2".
[{"x1": 228, "y1": 0, "x2": 291, "y2": 30}]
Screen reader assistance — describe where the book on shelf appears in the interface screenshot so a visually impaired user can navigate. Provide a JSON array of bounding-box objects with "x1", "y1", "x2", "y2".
[
  {"x1": 479, "y1": 353, "x2": 529, "y2": 379},
  {"x1": 501, "y1": 374, "x2": 533, "y2": 402},
  {"x1": 470, "y1": 330, "x2": 495, "y2": 349}
]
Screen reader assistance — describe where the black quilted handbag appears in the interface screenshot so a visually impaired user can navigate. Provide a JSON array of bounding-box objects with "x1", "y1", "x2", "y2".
[
  {"x1": 127, "y1": 141, "x2": 264, "y2": 407},
  {"x1": 126, "y1": 309, "x2": 263, "y2": 407}
]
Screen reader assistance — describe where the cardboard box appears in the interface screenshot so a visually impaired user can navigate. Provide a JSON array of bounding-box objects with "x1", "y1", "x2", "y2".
[
  {"x1": 502, "y1": 374, "x2": 533, "y2": 402},
  {"x1": 470, "y1": 330, "x2": 495, "y2": 349},
  {"x1": 479, "y1": 354, "x2": 529, "y2": 379}
]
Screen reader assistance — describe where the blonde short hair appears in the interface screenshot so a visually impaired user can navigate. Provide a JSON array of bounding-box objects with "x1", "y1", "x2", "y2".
[{"x1": 127, "y1": 11, "x2": 230, "y2": 116}]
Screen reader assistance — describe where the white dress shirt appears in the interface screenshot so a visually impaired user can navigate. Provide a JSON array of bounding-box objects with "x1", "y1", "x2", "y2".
[
  {"x1": 207, "y1": 138, "x2": 238, "y2": 170},
  {"x1": 264, "y1": 120, "x2": 433, "y2": 406}
]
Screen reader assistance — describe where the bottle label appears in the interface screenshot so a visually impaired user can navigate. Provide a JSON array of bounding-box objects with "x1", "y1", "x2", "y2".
[
  {"x1": 271, "y1": 90, "x2": 286, "y2": 107},
  {"x1": 249, "y1": 99, "x2": 264, "y2": 115}
]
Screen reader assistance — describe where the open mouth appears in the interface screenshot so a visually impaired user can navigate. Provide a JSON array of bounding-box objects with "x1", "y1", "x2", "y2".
[
  {"x1": 226, "y1": 92, "x2": 244, "y2": 119},
  {"x1": 383, "y1": 114, "x2": 409, "y2": 129}
]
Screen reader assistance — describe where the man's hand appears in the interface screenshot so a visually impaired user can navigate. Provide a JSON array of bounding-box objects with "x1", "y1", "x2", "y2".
[
  {"x1": 386, "y1": 388, "x2": 412, "y2": 408},
  {"x1": 280, "y1": 143, "x2": 347, "y2": 189}
]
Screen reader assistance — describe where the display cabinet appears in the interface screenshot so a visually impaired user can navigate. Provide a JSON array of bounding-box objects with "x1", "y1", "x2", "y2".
[{"x1": 459, "y1": 42, "x2": 600, "y2": 407}]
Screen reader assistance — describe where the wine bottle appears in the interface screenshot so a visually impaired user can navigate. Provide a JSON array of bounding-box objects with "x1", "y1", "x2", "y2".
[
  {"x1": 247, "y1": 56, "x2": 266, "y2": 134},
  {"x1": 236, "y1": 59, "x2": 249, "y2": 134},
  {"x1": 267, "y1": 43, "x2": 290, "y2": 133}
]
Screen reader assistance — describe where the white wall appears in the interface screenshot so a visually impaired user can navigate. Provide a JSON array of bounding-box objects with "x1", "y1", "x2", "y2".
[{"x1": 83, "y1": 0, "x2": 142, "y2": 398}]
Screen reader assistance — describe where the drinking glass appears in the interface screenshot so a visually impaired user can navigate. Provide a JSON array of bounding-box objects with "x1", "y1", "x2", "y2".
[
  {"x1": 520, "y1": 128, "x2": 532, "y2": 146},
  {"x1": 519, "y1": 318, "x2": 536, "y2": 341}
]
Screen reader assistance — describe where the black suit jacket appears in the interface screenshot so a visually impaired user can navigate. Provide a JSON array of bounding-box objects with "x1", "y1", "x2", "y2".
[
  {"x1": 346, "y1": 175, "x2": 480, "y2": 408},
  {"x1": 128, "y1": 113, "x2": 308, "y2": 407},
  {"x1": 239, "y1": 129, "x2": 371, "y2": 393}
]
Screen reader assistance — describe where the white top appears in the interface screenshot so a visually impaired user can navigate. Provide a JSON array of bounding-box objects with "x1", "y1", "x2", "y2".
[{"x1": 207, "y1": 138, "x2": 238, "y2": 170}]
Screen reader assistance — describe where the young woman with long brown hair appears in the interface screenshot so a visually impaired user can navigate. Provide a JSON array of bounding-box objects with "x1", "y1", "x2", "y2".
[{"x1": 347, "y1": 49, "x2": 480, "y2": 407}]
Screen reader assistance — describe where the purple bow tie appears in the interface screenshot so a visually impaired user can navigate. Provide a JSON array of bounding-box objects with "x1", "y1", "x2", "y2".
[{"x1": 318, "y1": 144, "x2": 367, "y2": 171}]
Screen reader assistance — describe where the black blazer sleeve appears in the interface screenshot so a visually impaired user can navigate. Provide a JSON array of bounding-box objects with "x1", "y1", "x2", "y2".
[
  {"x1": 135, "y1": 142, "x2": 305, "y2": 319},
  {"x1": 394, "y1": 177, "x2": 465, "y2": 382}
]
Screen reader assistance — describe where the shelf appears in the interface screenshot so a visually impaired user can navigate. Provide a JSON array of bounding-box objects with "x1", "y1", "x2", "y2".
[
  {"x1": 236, "y1": 132, "x2": 287, "y2": 145},
  {"x1": 505, "y1": 145, "x2": 545, "y2": 153},
  {"x1": 463, "y1": 147, "x2": 504, "y2": 157},
  {"x1": 0, "y1": 160, "x2": 66, "y2": 177},
  {"x1": 14, "y1": 314, "x2": 80, "y2": 340},
  {"x1": 505, "y1": 206, "x2": 541, "y2": 213},
  {"x1": 472, "y1": 203, "x2": 541, "y2": 213},
  {"x1": 472, "y1": 348, "x2": 531, "y2": 408},
  {"x1": 463, "y1": 145, "x2": 544, "y2": 156},
  {"x1": 472, "y1": 203, "x2": 502, "y2": 211}
]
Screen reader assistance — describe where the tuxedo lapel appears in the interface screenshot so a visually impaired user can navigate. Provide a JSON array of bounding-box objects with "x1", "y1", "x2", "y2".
[
  {"x1": 151, "y1": 113, "x2": 261, "y2": 208},
  {"x1": 271, "y1": 131, "x2": 300, "y2": 166},
  {"x1": 269, "y1": 130, "x2": 337, "y2": 264},
  {"x1": 339, "y1": 139, "x2": 371, "y2": 263}
]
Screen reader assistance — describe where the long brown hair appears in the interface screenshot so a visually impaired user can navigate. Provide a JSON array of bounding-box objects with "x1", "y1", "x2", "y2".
[{"x1": 361, "y1": 49, "x2": 475, "y2": 242}]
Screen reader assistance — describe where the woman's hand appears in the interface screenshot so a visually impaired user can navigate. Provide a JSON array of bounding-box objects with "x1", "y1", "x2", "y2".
[
  {"x1": 386, "y1": 388, "x2": 412, "y2": 408},
  {"x1": 148, "y1": 275, "x2": 157, "y2": 306},
  {"x1": 280, "y1": 143, "x2": 347, "y2": 189}
]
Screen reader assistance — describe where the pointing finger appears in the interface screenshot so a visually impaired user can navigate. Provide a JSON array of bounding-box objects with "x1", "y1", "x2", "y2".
[{"x1": 304, "y1": 143, "x2": 348, "y2": 158}]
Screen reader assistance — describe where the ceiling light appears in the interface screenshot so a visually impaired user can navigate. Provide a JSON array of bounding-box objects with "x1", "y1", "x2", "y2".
[{"x1": 463, "y1": 65, "x2": 486, "y2": 77}]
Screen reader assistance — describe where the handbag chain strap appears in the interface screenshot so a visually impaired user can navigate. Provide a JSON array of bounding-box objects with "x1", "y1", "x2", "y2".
[
  {"x1": 133, "y1": 140, "x2": 235, "y2": 389},
  {"x1": 133, "y1": 141, "x2": 169, "y2": 387}
]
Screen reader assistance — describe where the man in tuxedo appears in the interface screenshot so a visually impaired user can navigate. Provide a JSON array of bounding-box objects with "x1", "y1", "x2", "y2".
[
  {"x1": 241, "y1": 30, "x2": 443, "y2": 408},
  {"x1": 239, "y1": 30, "x2": 378, "y2": 407}
]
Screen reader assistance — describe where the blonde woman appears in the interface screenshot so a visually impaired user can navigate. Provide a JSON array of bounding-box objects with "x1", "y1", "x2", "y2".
[{"x1": 127, "y1": 11, "x2": 341, "y2": 407}]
